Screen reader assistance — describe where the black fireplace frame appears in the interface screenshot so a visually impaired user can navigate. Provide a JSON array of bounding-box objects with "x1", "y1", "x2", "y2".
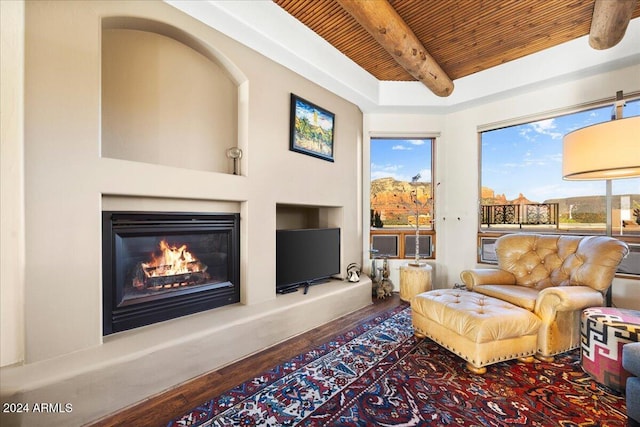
[{"x1": 102, "y1": 211, "x2": 240, "y2": 335}]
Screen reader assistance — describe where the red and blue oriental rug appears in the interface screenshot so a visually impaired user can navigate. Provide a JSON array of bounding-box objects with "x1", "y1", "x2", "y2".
[{"x1": 168, "y1": 305, "x2": 627, "y2": 426}]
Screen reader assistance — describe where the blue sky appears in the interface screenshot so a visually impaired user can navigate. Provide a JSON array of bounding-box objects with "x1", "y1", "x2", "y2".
[
  {"x1": 371, "y1": 100, "x2": 639, "y2": 203},
  {"x1": 370, "y1": 138, "x2": 432, "y2": 182},
  {"x1": 482, "y1": 101, "x2": 640, "y2": 202}
]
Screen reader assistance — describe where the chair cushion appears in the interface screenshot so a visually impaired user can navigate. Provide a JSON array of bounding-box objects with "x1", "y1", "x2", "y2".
[
  {"x1": 472, "y1": 284, "x2": 539, "y2": 311},
  {"x1": 495, "y1": 234, "x2": 627, "y2": 292},
  {"x1": 496, "y1": 234, "x2": 580, "y2": 289},
  {"x1": 412, "y1": 290, "x2": 540, "y2": 343}
]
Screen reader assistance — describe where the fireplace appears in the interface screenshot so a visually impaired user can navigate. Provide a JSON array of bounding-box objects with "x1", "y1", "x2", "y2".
[{"x1": 102, "y1": 212, "x2": 240, "y2": 335}]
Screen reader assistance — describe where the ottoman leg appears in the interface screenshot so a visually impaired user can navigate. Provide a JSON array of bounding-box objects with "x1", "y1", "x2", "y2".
[
  {"x1": 518, "y1": 356, "x2": 535, "y2": 364},
  {"x1": 414, "y1": 331, "x2": 426, "y2": 339},
  {"x1": 466, "y1": 363, "x2": 487, "y2": 375}
]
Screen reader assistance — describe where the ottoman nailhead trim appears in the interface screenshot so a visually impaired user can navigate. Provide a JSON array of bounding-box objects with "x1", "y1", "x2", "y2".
[{"x1": 414, "y1": 327, "x2": 536, "y2": 367}]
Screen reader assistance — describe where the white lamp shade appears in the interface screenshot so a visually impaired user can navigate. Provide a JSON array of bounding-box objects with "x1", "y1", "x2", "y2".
[{"x1": 562, "y1": 116, "x2": 640, "y2": 180}]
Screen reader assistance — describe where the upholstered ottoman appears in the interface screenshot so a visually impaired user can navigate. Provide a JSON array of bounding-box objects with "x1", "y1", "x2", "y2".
[
  {"x1": 581, "y1": 307, "x2": 640, "y2": 392},
  {"x1": 411, "y1": 289, "x2": 541, "y2": 374}
]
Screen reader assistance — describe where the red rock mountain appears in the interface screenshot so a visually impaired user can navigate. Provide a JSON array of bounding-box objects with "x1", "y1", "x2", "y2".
[{"x1": 371, "y1": 177, "x2": 432, "y2": 226}]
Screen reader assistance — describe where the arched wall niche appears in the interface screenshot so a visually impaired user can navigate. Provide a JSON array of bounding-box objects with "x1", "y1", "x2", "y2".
[{"x1": 101, "y1": 17, "x2": 248, "y2": 174}]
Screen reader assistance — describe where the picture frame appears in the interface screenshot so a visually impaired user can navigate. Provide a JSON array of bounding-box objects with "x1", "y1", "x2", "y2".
[{"x1": 289, "y1": 94, "x2": 335, "y2": 162}]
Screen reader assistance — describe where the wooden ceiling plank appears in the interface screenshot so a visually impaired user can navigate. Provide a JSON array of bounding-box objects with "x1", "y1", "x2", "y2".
[{"x1": 274, "y1": 0, "x2": 640, "y2": 82}]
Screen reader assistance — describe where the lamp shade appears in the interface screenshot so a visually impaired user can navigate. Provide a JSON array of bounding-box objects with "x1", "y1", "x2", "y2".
[{"x1": 562, "y1": 116, "x2": 640, "y2": 180}]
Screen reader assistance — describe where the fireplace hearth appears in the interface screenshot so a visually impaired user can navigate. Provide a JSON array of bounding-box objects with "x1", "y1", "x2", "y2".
[{"x1": 102, "y1": 212, "x2": 240, "y2": 335}]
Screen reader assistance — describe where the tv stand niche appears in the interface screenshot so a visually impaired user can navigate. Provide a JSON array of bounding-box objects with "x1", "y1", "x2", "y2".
[
  {"x1": 275, "y1": 203, "x2": 343, "y2": 296},
  {"x1": 275, "y1": 204, "x2": 342, "y2": 230}
]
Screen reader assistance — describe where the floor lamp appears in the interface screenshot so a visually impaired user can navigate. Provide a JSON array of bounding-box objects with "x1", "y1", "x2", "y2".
[{"x1": 562, "y1": 94, "x2": 640, "y2": 306}]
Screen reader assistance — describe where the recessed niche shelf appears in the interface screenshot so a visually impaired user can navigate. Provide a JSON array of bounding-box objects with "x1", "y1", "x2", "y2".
[
  {"x1": 276, "y1": 204, "x2": 343, "y2": 230},
  {"x1": 101, "y1": 23, "x2": 244, "y2": 175}
]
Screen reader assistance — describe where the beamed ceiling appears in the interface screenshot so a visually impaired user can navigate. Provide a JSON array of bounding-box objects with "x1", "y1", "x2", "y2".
[{"x1": 274, "y1": 0, "x2": 640, "y2": 95}]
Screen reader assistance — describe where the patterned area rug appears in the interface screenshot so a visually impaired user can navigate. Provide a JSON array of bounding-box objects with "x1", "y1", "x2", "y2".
[{"x1": 168, "y1": 305, "x2": 627, "y2": 426}]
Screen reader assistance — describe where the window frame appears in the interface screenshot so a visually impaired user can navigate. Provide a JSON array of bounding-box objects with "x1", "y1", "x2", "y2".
[
  {"x1": 369, "y1": 136, "x2": 437, "y2": 260},
  {"x1": 476, "y1": 94, "x2": 640, "y2": 278}
]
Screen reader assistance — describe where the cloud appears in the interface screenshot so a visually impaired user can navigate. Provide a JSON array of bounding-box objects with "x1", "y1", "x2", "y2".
[
  {"x1": 371, "y1": 163, "x2": 433, "y2": 183},
  {"x1": 390, "y1": 139, "x2": 426, "y2": 150},
  {"x1": 371, "y1": 162, "x2": 404, "y2": 180},
  {"x1": 518, "y1": 127, "x2": 533, "y2": 141},
  {"x1": 530, "y1": 119, "x2": 563, "y2": 140},
  {"x1": 502, "y1": 162, "x2": 521, "y2": 169},
  {"x1": 371, "y1": 162, "x2": 402, "y2": 172}
]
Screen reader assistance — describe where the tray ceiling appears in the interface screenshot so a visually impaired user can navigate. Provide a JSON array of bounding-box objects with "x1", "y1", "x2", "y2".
[{"x1": 274, "y1": 0, "x2": 640, "y2": 83}]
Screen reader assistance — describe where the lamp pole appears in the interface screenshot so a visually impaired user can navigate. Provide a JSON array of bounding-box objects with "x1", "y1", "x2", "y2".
[{"x1": 604, "y1": 91, "x2": 625, "y2": 306}]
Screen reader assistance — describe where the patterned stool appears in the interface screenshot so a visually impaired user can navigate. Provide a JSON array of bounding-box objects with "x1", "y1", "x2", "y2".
[{"x1": 581, "y1": 307, "x2": 640, "y2": 392}]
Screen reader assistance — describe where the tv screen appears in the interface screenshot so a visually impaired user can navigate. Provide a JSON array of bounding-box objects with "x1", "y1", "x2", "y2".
[{"x1": 276, "y1": 228, "x2": 340, "y2": 292}]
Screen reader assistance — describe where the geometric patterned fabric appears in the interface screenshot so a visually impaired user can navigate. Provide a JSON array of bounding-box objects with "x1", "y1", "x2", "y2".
[{"x1": 581, "y1": 307, "x2": 640, "y2": 392}]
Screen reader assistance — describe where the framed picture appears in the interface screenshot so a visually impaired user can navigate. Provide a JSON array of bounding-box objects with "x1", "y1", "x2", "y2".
[{"x1": 289, "y1": 94, "x2": 335, "y2": 162}]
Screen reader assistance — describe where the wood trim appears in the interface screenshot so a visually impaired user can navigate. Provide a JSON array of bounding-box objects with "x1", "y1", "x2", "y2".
[{"x1": 371, "y1": 229, "x2": 436, "y2": 259}]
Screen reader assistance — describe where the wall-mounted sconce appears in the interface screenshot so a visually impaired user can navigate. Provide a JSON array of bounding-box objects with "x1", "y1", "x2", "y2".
[{"x1": 226, "y1": 147, "x2": 243, "y2": 175}]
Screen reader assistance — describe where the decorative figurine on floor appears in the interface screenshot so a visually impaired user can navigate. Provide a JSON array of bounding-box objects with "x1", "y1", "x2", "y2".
[{"x1": 373, "y1": 257, "x2": 393, "y2": 299}]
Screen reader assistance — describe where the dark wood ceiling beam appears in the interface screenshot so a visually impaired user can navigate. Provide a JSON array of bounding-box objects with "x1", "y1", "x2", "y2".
[
  {"x1": 589, "y1": 0, "x2": 637, "y2": 49},
  {"x1": 335, "y1": 0, "x2": 454, "y2": 97}
]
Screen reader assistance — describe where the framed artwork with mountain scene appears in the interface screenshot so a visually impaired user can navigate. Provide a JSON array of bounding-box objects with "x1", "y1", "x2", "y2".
[{"x1": 290, "y1": 94, "x2": 335, "y2": 162}]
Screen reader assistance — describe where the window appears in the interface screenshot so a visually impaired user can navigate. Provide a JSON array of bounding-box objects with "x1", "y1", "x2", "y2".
[
  {"x1": 479, "y1": 97, "x2": 640, "y2": 275},
  {"x1": 370, "y1": 137, "x2": 435, "y2": 259},
  {"x1": 481, "y1": 98, "x2": 639, "y2": 233}
]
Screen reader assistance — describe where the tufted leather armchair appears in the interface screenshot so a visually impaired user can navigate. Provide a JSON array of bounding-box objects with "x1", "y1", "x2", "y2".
[{"x1": 461, "y1": 234, "x2": 628, "y2": 360}]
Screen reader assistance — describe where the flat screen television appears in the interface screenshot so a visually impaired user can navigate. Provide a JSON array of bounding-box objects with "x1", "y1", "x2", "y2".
[{"x1": 276, "y1": 228, "x2": 340, "y2": 293}]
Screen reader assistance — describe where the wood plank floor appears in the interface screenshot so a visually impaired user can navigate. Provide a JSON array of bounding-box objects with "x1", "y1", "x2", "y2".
[{"x1": 88, "y1": 294, "x2": 404, "y2": 427}]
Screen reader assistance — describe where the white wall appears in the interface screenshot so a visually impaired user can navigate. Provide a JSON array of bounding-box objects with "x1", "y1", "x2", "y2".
[
  {"x1": 364, "y1": 64, "x2": 640, "y2": 310},
  {"x1": 0, "y1": 0, "x2": 25, "y2": 367}
]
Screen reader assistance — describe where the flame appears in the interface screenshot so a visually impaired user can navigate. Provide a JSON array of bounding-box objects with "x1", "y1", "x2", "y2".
[{"x1": 143, "y1": 240, "x2": 204, "y2": 277}]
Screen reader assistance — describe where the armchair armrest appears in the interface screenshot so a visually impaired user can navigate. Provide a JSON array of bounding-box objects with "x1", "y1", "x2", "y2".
[
  {"x1": 534, "y1": 286, "x2": 604, "y2": 322},
  {"x1": 460, "y1": 268, "x2": 516, "y2": 290}
]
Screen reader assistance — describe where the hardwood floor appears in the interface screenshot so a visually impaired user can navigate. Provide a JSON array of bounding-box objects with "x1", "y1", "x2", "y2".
[{"x1": 88, "y1": 294, "x2": 404, "y2": 427}]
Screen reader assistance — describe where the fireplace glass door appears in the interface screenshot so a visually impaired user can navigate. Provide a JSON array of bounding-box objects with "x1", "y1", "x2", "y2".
[{"x1": 103, "y1": 212, "x2": 240, "y2": 335}]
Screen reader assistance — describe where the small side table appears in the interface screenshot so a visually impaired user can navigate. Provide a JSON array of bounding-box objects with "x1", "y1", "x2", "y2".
[{"x1": 399, "y1": 263, "x2": 432, "y2": 302}]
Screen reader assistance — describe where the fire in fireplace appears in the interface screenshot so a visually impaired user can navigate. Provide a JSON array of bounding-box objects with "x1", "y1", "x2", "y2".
[
  {"x1": 132, "y1": 239, "x2": 211, "y2": 292},
  {"x1": 102, "y1": 212, "x2": 240, "y2": 335}
]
